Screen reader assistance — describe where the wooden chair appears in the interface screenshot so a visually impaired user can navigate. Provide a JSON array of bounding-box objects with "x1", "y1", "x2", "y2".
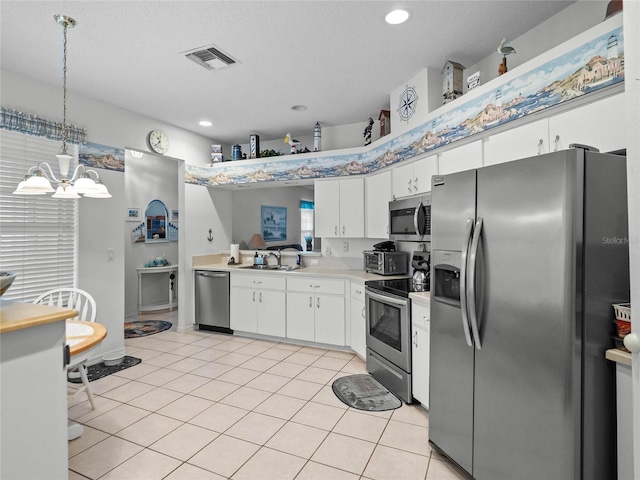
[{"x1": 33, "y1": 288, "x2": 97, "y2": 409}]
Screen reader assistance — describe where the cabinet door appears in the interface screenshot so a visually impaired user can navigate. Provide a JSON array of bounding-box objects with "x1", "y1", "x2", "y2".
[
  {"x1": 366, "y1": 170, "x2": 392, "y2": 238},
  {"x1": 257, "y1": 289, "x2": 286, "y2": 337},
  {"x1": 339, "y1": 178, "x2": 365, "y2": 238},
  {"x1": 548, "y1": 94, "x2": 625, "y2": 154},
  {"x1": 412, "y1": 302, "x2": 430, "y2": 407},
  {"x1": 314, "y1": 180, "x2": 340, "y2": 237},
  {"x1": 230, "y1": 287, "x2": 257, "y2": 333},
  {"x1": 483, "y1": 118, "x2": 549, "y2": 166},
  {"x1": 438, "y1": 140, "x2": 483, "y2": 175},
  {"x1": 412, "y1": 155, "x2": 438, "y2": 194},
  {"x1": 286, "y1": 292, "x2": 315, "y2": 341},
  {"x1": 315, "y1": 294, "x2": 345, "y2": 346},
  {"x1": 392, "y1": 162, "x2": 414, "y2": 199}
]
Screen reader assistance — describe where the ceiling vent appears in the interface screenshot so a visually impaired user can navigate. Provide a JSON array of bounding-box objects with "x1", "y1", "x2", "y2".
[{"x1": 183, "y1": 44, "x2": 238, "y2": 70}]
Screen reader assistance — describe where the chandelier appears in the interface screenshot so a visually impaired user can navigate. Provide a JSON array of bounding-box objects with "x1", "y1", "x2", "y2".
[{"x1": 13, "y1": 15, "x2": 111, "y2": 199}]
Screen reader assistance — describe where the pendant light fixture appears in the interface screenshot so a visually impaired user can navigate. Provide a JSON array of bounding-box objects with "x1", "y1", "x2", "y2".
[{"x1": 13, "y1": 15, "x2": 111, "y2": 199}]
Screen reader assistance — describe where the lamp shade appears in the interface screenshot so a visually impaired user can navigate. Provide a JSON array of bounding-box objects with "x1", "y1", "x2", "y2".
[
  {"x1": 19, "y1": 175, "x2": 55, "y2": 194},
  {"x1": 83, "y1": 183, "x2": 112, "y2": 198},
  {"x1": 73, "y1": 176, "x2": 98, "y2": 194},
  {"x1": 52, "y1": 185, "x2": 80, "y2": 199},
  {"x1": 248, "y1": 233, "x2": 267, "y2": 249}
]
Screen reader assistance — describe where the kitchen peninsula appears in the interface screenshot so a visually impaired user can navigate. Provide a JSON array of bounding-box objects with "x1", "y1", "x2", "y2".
[{"x1": 0, "y1": 300, "x2": 78, "y2": 479}]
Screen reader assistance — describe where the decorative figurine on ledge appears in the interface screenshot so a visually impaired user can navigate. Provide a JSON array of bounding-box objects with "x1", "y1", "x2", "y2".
[
  {"x1": 363, "y1": 117, "x2": 374, "y2": 146},
  {"x1": 313, "y1": 122, "x2": 321, "y2": 152},
  {"x1": 497, "y1": 38, "x2": 516, "y2": 76},
  {"x1": 284, "y1": 133, "x2": 301, "y2": 154}
]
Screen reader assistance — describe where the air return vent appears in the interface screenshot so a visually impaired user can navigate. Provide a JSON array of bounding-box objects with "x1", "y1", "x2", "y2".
[{"x1": 183, "y1": 44, "x2": 238, "y2": 70}]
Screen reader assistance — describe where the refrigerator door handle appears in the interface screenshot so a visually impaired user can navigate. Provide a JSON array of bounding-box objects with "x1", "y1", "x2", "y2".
[
  {"x1": 459, "y1": 218, "x2": 474, "y2": 347},
  {"x1": 468, "y1": 216, "x2": 483, "y2": 350}
]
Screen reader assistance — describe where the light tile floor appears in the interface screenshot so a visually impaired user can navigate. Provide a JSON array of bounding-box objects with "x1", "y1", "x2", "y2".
[{"x1": 68, "y1": 310, "x2": 469, "y2": 480}]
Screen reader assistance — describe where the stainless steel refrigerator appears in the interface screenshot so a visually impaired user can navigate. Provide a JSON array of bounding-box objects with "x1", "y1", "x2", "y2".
[{"x1": 429, "y1": 147, "x2": 629, "y2": 480}]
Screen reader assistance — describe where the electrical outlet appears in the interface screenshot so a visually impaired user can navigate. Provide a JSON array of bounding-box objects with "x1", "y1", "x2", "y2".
[
  {"x1": 107, "y1": 248, "x2": 115, "y2": 261},
  {"x1": 343, "y1": 241, "x2": 349, "y2": 252}
]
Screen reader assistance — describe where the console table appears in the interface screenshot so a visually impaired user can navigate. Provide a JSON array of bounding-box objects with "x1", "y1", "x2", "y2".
[{"x1": 137, "y1": 265, "x2": 178, "y2": 314}]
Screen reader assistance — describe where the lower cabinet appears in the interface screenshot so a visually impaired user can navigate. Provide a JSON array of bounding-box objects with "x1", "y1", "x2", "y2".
[
  {"x1": 230, "y1": 274, "x2": 286, "y2": 337},
  {"x1": 349, "y1": 280, "x2": 366, "y2": 358},
  {"x1": 411, "y1": 299, "x2": 430, "y2": 408},
  {"x1": 286, "y1": 276, "x2": 346, "y2": 346}
]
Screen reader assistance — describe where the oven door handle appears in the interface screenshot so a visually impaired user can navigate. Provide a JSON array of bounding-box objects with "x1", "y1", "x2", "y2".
[
  {"x1": 459, "y1": 218, "x2": 474, "y2": 348},
  {"x1": 414, "y1": 201, "x2": 424, "y2": 240},
  {"x1": 365, "y1": 289, "x2": 407, "y2": 308}
]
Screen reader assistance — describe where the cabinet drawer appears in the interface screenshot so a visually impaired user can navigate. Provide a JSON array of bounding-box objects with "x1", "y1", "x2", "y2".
[
  {"x1": 287, "y1": 276, "x2": 345, "y2": 295},
  {"x1": 350, "y1": 281, "x2": 365, "y2": 300},
  {"x1": 412, "y1": 302, "x2": 430, "y2": 330},
  {"x1": 231, "y1": 273, "x2": 286, "y2": 290}
]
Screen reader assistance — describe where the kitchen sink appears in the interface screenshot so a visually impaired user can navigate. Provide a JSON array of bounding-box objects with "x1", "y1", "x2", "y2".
[{"x1": 238, "y1": 265, "x2": 301, "y2": 271}]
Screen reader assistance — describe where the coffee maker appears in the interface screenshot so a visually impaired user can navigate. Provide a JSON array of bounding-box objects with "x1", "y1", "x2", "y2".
[{"x1": 411, "y1": 250, "x2": 430, "y2": 292}]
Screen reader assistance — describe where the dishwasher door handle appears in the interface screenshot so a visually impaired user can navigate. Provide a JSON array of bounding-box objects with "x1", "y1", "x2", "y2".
[{"x1": 197, "y1": 272, "x2": 228, "y2": 278}]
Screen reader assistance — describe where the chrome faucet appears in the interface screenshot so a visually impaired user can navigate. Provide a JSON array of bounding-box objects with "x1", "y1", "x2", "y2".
[{"x1": 268, "y1": 251, "x2": 281, "y2": 266}]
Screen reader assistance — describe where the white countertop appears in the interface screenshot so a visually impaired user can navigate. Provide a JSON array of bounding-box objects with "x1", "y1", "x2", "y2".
[
  {"x1": 409, "y1": 291, "x2": 431, "y2": 306},
  {"x1": 193, "y1": 262, "x2": 409, "y2": 282}
]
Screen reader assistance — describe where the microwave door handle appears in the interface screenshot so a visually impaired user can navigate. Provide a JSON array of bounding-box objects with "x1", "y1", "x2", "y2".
[
  {"x1": 414, "y1": 201, "x2": 423, "y2": 239},
  {"x1": 459, "y1": 218, "x2": 474, "y2": 347},
  {"x1": 468, "y1": 217, "x2": 483, "y2": 350}
]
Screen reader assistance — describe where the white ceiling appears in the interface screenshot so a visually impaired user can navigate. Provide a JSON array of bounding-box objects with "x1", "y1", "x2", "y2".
[{"x1": 1, "y1": 1, "x2": 575, "y2": 145}]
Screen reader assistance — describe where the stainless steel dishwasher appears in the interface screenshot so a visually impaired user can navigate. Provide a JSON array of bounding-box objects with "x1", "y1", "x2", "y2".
[{"x1": 194, "y1": 270, "x2": 232, "y2": 334}]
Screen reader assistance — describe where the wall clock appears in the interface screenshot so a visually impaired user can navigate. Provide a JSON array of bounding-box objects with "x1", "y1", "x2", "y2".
[
  {"x1": 398, "y1": 85, "x2": 418, "y2": 122},
  {"x1": 148, "y1": 130, "x2": 169, "y2": 154}
]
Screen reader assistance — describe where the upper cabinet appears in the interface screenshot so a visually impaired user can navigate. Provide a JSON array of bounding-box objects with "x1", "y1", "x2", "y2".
[
  {"x1": 548, "y1": 94, "x2": 625, "y2": 154},
  {"x1": 438, "y1": 140, "x2": 483, "y2": 175},
  {"x1": 315, "y1": 177, "x2": 365, "y2": 238},
  {"x1": 483, "y1": 118, "x2": 550, "y2": 166},
  {"x1": 366, "y1": 170, "x2": 392, "y2": 238},
  {"x1": 392, "y1": 155, "x2": 437, "y2": 199}
]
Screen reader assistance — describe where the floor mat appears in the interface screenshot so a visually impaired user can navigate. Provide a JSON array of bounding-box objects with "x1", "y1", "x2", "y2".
[
  {"x1": 332, "y1": 374, "x2": 402, "y2": 411},
  {"x1": 67, "y1": 356, "x2": 141, "y2": 383},
  {"x1": 124, "y1": 320, "x2": 172, "y2": 338}
]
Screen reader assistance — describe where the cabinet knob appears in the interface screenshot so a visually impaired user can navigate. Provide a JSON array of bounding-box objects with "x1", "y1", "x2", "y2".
[
  {"x1": 252, "y1": 292, "x2": 255, "y2": 302},
  {"x1": 316, "y1": 297, "x2": 320, "y2": 309},
  {"x1": 537, "y1": 139, "x2": 544, "y2": 155},
  {"x1": 335, "y1": 226, "x2": 338, "y2": 235},
  {"x1": 259, "y1": 292, "x2": 262, "y2": 303},
  {"x1": 553, "y1": 134, "x2": 560, "y2": 151},
  {"x1": 342, "y1": 226, "x2": 345, "y2": 235},
  {"x1": 309, "y1": 296, "x2": 313, "y2": 308}
]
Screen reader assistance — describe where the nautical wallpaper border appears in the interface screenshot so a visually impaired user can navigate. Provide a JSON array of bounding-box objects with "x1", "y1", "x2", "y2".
[
  {"x1": 185, "y1": 22, "x2": 624, "y2": 187},
  {"x1": 56, "y1": 18, "x2": 622, "y2": 184}
]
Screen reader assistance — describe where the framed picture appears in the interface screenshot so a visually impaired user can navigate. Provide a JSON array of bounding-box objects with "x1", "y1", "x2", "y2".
[
  {"x1": 261, "y1": 205, "x2": 287, "y2": 242},
  {"x1": 126, "y1": 207, "x2": 140, "y2": 221},
  {"x1": 170, "y1": 209, "x2": 179, "y2": 222}
]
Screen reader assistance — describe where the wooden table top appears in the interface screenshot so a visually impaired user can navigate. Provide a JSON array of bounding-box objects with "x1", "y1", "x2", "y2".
[
  {"x1": 0, "y1": 300, "x2": 78, "y2": 334},
  {"x1": 66, "y1": 320, "x2": 107, "y2": 356}
]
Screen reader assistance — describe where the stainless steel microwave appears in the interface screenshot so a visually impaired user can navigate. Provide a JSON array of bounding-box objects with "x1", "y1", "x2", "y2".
[{"x1": 389, "y1": 193, "x2": 431, "y2": 242}]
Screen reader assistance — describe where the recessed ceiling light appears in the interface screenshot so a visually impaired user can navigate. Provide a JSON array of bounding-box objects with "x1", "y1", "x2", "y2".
[
  {"x1": 385, "y1": 9, "x2": 411, "y2": 25},
  {"x1": 291, "y1": 105, "x2": 308, "y2": 112},
  {"x1": 199, "y1": 120, "x2": 213, "y2": 127}
]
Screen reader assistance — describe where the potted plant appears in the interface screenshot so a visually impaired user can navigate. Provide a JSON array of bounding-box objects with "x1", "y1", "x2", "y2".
[{"x1": 304, "y1": 235, "x2": 313, "y2": 251}]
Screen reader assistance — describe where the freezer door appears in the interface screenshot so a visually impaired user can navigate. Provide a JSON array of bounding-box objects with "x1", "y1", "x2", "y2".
[
  {"x1": 471, "y1": 151, "x2": 580, "y2": 480},
  {"x1": 429, "y1": 169, "x2": 476, "y2": 475}
]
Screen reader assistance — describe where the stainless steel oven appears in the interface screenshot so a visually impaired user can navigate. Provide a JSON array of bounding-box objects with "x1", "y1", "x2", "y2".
[
  {"x1": 389, "y1": 193, "x2": 431, "y2": 242},
  {"x1": 365, "y1": 280, "x2": 413, "y2": 403}
]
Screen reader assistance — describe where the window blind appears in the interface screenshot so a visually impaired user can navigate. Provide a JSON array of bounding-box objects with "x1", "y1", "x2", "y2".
[{"x1": 0, "y1": 130, "x2": 78, "y2": 302}]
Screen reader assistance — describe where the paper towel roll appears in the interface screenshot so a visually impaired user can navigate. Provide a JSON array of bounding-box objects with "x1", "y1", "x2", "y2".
[{"x1": 230, "y1": 244, "x2": 240, "y2": 263}]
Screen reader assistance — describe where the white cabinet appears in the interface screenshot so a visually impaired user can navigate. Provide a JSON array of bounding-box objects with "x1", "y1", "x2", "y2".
[
  {"x1": 483, "y1": 118, "x2": 550, "y2": 166},
  {"x1": 349, "y1": 280, "x2": 366, "y2": 358},
  {"x1": 438, "y1": 140, "x2": 483, "y2": 175},
  {"x1": 392, "y1": 155, "x2": 437, "y2": 199},
  {"x1": 230, "y1": 274, "x2": 286, "y2": 337},
  {"x1": 548, "y1": 94, "x2": 625, "y2": 154},
  {"x1": 365, "y1": 170, "x2": 392, "y2": 238},
  {"x1": 411, "y1": 299, "x2": 430, "y2": 408},
  {"x1": 315, "y1": 177, "x2": 365, "y2": 238},
  {"x1": 137, "y1": 265, "x2": 178, "y2": 314},
  {"x1": 286, "y1": 276, "x2": 346, "y2": 346},
  {"x1": 483, "y1": 94, "x2": 625, "y2": 167}
]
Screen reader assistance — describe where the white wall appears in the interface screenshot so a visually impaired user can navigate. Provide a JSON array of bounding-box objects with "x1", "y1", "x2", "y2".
[
  {"x1": 464, "y1": 0, "x2": 608, "y2": 93},
  {"x1": 230, "y1": 186, "x2": 314, "y2": 249}
]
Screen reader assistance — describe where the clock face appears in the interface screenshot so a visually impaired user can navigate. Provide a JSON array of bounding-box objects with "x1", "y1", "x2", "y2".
[
  {"x1": 398, "y1": 86, "x2": 418, "y2": 122},
  {"x1": 148, "y1": 130, "x2": 169, "y2": 154}
]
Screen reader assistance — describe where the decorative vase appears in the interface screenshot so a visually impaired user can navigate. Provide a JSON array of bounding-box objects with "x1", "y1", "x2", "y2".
[{"x1": 306, "y1": 242, "x2": 312, "y2": 251}]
